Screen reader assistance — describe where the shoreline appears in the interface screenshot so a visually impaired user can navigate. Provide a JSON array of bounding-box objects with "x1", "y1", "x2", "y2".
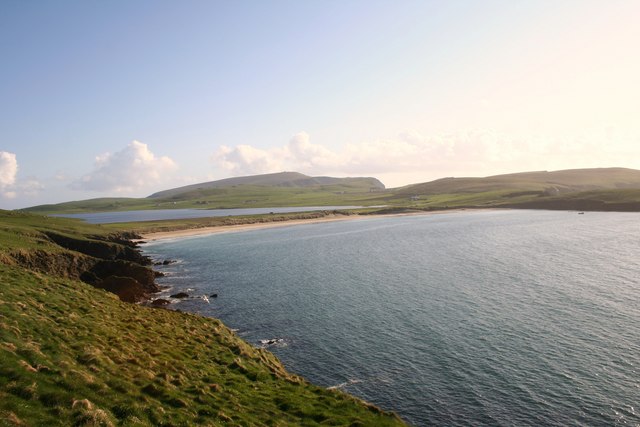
[{"x1": 139, "y1": 209, "x2": 473, "y2": 242}]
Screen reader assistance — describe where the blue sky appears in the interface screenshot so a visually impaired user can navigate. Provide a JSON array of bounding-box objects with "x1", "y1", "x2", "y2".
[{"x1": 1, "y1": 1, "x2": 639, "y2": 209}]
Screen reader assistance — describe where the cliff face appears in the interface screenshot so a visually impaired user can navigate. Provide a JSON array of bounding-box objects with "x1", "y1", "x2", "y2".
[{"x1": 3, "y1": 230, "x2": 159, "y2": 303}]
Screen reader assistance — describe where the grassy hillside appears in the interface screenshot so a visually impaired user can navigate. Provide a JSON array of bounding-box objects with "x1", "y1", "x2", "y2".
[
  {"x1": 396, "y1": 168, "x2": 640, "y2": 196},
  {"x1": 148, "y1": 172, "x2": 385, "y2": 199},
  {"x1": 499, "y1": 188, "x2": 640, "y2": 211},
  {"x1": 0, "y1": 211, "x2": 405, "y2": 426},
  {"x1": 23, "y1": 168, "x2": 640, "y2": 215},
  {"x1": 385, "y1": 168, "x2": 640, "y2": 211},
  {"x1": 23, "y1": 198, "x2": 158, "y2": 215},
  {"x1": 24, "y1": 173, "x2": 388, "y2": 214},
  {"x1": 23, "y1": 187, "x2": 388, "y2": 214}
]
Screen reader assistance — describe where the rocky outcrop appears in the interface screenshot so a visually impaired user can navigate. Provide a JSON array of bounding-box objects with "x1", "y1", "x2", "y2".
[
  {"x1": 170, "y1": 292, "x2": 189, "y2": 299},
  {"x1": 94, "y1": 276, "x2": 152, "y2": 303},
  {"x1": 7, "y1": 232, "x2": 159, "y2": 303},
  {"x1": 7, "y1": 249, "x2": 96, "y2": 279},
  {"x1": 44, "y1": 232, "x2": 151, "y2": 265},
  {"x1": 87, "y1": 260, "x2": 157, "y2": 290},
  {"x1": 81, "y1": 259, "x2": 160, "y2": 302}
]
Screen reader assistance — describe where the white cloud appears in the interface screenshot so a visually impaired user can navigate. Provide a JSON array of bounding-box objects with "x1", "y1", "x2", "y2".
[
  {"x1": 212, "y1": 132, "x2": 342, "y2": 175},
  {"x1": 287, "y1": 132, "x2": 341, "y2": 169},
  {"x1": 17, "y1": 177, "x2": 45, "y2": 197},
  {"x1": 54, "y1": 171, "x2": 69, "y2": 181},
  {"x1": 0, "y1": 152, "x2": 45, "y2": 200},
  {"x1": 211, "y1": 129, "x2": 640, "y2": 187},
  {"x1": 0, "y1": 151, "x2": 18, "y2": 198},
  {"x1": 72, "y1": 140, "x2": 177, "y2": 193},
  {"x1": 214, "y1": 144, "x2": 284, "y2": 175}
]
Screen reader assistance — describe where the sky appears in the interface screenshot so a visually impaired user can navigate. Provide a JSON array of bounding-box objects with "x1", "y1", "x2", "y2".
[{"x1": 1, "y1": 0, "x2": 639, "y2": 209}]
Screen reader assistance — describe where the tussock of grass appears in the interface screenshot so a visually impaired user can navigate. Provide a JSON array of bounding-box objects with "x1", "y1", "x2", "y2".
[{"x1": 0, "y1": 264, "x2": 404, "y2": 426}]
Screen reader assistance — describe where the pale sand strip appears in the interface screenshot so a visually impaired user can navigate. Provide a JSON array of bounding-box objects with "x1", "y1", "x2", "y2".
[{"x1": 140, "y1": 209, "x2": 470, "y2": 242}]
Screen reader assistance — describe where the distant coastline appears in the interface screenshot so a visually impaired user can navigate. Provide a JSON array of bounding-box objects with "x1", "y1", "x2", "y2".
[{"x1": 139, "y1": 209, "x2": 471, "y2": 242}]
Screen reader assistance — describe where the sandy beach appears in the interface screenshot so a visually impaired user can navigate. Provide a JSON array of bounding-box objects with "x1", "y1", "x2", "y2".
[{"x1": 140, "y1": 209, "x2": 470, "y2": 242}]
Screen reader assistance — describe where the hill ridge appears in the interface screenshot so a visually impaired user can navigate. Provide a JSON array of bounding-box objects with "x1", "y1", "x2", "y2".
[
  {"x1": 396, "y1": 167, "x2": 640, "y2": 195},
  {"x1": 148, "y1": 171, "x2": 385, "y2": 199}
]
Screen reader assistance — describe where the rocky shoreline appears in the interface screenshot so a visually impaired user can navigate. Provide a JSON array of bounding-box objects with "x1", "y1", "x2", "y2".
[{"x1": 6, "y1": 230, "x2": 161, "y2": 303}]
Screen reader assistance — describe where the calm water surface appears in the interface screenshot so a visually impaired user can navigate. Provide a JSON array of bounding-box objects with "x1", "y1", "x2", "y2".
[{"x1": 143, "y1": 210, "x2": 640, "y2": 426}]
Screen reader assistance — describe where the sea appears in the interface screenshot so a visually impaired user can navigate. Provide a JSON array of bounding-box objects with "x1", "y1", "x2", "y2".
[{"x1": 142, "y1": 209, "x2": 640, "y2": 426}]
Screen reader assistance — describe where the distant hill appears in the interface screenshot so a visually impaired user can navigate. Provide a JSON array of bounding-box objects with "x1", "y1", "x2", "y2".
[
  {"x1": 23, "y1": 168, "x2": 640, "y2": 214},
  {"x1": 23, "y1": 172, "x2": 388, "y2": 214},
  {"x1": 396, "y1": 168, "x2": 640, "y2": 196},
  {"x1": 148, "y1": 171, "x2": 385, "y2": 199}
]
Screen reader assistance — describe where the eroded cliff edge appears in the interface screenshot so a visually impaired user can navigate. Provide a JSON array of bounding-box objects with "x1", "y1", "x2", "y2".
[{"x1": 2, "y1": 225, "x2": 159, "y2": 303}]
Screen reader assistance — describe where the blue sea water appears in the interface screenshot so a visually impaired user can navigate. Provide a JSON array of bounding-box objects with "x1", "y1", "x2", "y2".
[{"x1": 143, "y1": 210, "x2": 640, "y2": 426}]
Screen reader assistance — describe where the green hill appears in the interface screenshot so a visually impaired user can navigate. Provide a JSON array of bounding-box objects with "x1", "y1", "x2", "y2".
[
  {"x1": 22, "y1": 168, "x2": 640, "y2": 215},
  {"x1": 23, "y1": 198, "x2": 152, "y2": 215},
  {"x1": 387, "y1": 168, "x2": 640, "y2": 211},
  {"x1": 395, "y1": 168, "x2": 640, "y2": 196},
  {"x1": 148, "y1": 172, "x2": 385, "y2": 199},
  {"x1": 0, "y1": 210, "x2": 405, "y2": 426},
  {"x1": 24, "y1": 173, "x2": 388, "y2": 214}
]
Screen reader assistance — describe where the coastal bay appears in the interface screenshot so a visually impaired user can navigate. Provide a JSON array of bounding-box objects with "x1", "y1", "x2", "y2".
[{"x1": 145, "y1": 209, "x2": 640, "y2": 426}]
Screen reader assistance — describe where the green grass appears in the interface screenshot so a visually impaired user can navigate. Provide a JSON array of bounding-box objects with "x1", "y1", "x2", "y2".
[
  {"x1": 0, "y1": 210, "x2": 112, "y2": 253},
  {"x1": 545, "y1": 188, "x2": 640, "y2": 203},
  {"x1": 396, "y1": 167, "x2": 640, "y2": 196},
  {"x1": 0, "y1": 211, "x2": 406, "y2": 426}
]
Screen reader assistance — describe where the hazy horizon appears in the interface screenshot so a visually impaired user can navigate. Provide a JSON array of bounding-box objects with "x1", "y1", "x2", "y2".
[{"x1": 2, "y1": 1, "x2": 639, "y2": 209}]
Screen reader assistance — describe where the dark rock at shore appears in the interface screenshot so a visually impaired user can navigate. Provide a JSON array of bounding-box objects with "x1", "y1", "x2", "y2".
[
  {"x1": 88, "y1": 260, "x2": 159, "y2": 294},
  {"x1": 44, "y1": 231, "x2": 152, "y2": 265},
  {"x1": 170, "y1": 292, "x2": 189, "y2": 299},
  {"x1": 210, "y1": 293, "x2": 218, "y2": 298},
  {"x1": 95, "y1": 276, "x2": 151, "y2": 303},
  {"x1": 8, "y1": 230, "x2": 161, "y2": 304},
  {"x1": 11, "y1": 249, "x2": 95, "y2": 280},
  {"x1": 150, "y1": 298, "x2": 171, "y2": 306}
]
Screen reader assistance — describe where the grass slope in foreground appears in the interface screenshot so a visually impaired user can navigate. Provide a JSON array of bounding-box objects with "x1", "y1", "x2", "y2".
[{"x1": 0, "y1": 212, "x2": 404, "y2": 426}]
